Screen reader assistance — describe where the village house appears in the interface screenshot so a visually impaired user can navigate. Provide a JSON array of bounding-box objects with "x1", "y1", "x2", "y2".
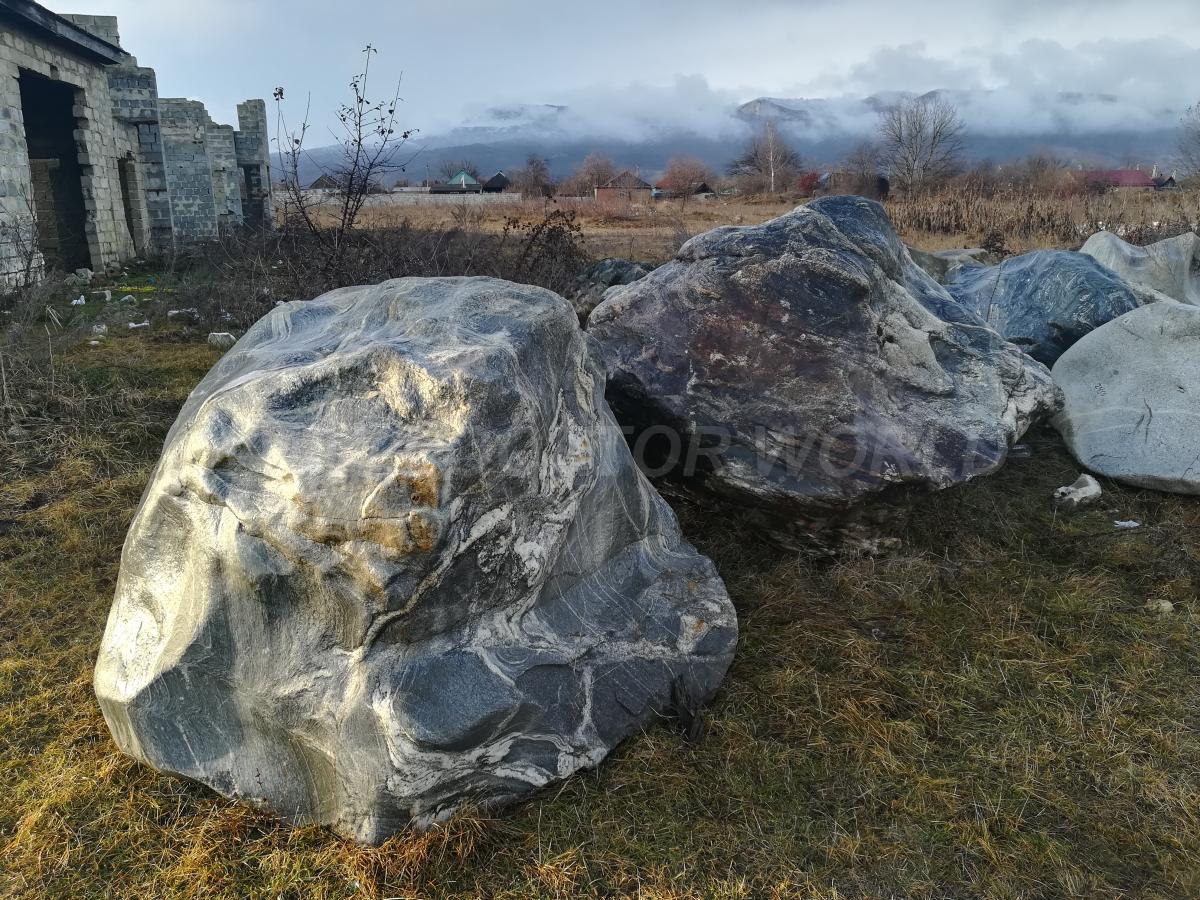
[
  {"x1": 307, "y1": 173, "x2": 341, "y2": 193},
  {"x1": 430, "y1": 170, "x2": 483, "y2": 194},
  {"x1": 653, "y1": 177, "x2": 716, "y2": 200},
  {"x1": 1082, "y1": 169, "x2": 1161, "y2": 192},
  {"x1": 595, "y1": 170, "x2": 652, "y2": 203},
  {"x1": 482, "y1": 171, "x2": 510, "y2": 193},
  {"x1": 0, "y1": 0, "x2": 273, "y2": 284}
]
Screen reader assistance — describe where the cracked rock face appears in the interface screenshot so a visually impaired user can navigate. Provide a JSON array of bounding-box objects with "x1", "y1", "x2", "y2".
[
  {"x1": 94, "y1": 276, "x2": 737, "y2": 844},
  {"x1": 570, "y1": 258, "x2": 653, "y2": 323},
  {"x1": 1080, "y1": 230, "x2": 1200, "y2": 307},
  {"x1": 1052, "y1": 302, "x2": 1200, "y2": 495},
  {"x1": 943, "y1": 250, "x2": 1149, "y2": 366},
  {"x1": 587, "y1": 196, "x2": 1060, "y2": 546},
  {"x1": 906, "y1": 245, "x2": 995, "y2": 283}
]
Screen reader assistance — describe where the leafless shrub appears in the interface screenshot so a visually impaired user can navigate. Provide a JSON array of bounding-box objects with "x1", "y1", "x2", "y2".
[
  {"x1": 659, "y1": 156, "x2": 715, "y2": 208},
  {"x1": 558, "y1": 153, "x2": 617, "y2": 198},
  {"x1": 153, "y1": 204, "x2": 592, "y2": 333},
  {"x1": 273, "y1": 45, "x2": 417, "y2": 280},
  {"x1": 0, "y1": 189, "x2": 46, "y2": 289}
]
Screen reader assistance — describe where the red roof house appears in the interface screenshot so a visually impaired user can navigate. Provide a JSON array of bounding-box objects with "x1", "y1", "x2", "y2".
[{"x1": 1083, "y1": 169, "x2": 1156, "y2": 191}]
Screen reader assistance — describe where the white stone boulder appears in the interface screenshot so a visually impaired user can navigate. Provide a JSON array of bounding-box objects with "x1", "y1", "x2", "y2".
[
  {"x1": 1054, "y1": 474, "x2": 1102, "y2": 511},
  {"x1": 1052, "y1": 302, "x2": 1200, "y2": 495},
  {"x1": 94, "y1": 276, "x2": 737, "y2": 844},
  {"x1": 1080, "y1": 230, "x2": 1200, "y2": 306}
]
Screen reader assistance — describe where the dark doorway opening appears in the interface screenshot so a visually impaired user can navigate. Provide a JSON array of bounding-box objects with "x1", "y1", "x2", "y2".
[
  {"x1": 19, "y1": 70, "x2": 91, "y2": 271},
  {"x1": 240, "y1": 165, "x2": 264, "y2": 226}
]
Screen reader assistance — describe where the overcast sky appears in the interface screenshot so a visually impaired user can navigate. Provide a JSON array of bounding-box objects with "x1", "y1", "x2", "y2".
[{"x1": 77, "y1": 0, "x2": 1200, "y2": 142}]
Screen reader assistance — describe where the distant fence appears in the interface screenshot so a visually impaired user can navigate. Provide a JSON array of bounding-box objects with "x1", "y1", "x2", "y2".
[{"x1": 287, "y1": 190, "x2": 527, "y2": 208}]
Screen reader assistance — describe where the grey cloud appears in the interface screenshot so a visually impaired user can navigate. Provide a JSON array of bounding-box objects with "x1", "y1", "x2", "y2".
[{"x1": 81, "y1": 0, "x2": 1200, "y2": 148}]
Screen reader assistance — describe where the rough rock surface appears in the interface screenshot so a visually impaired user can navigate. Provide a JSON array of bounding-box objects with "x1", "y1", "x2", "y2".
[
  {"x1": 206, "y1": 331, "x2": 236, "y2": 349},
  {"x1": 569, "y1": 258, "x2": 653, "y2": 322},
  {"x1": 94, "y1": 276, "x2": 737, "y2": 844},
  {"x1": 943, "y1": 250, "x2": 1148, "y2": 365},
  {"x1": 907, "y1": 245, "x2": 995, "y2": 283},
  {"x1": 1052, "y1": 302, "x2": 1200, "y2": 495},
  {"x1": 588, "y1": 196, "x2": 1060, "y2": 546},
  {"x1": 1080, "y1": 230, "x2": 1200, "y2": 306}
]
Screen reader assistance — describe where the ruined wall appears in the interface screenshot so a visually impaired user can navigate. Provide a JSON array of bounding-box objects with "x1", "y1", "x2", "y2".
[
  {"x1": 157, "y1": 98, "x2": 218, "y2": 243},
  {"x1": 58, "y1": 13, "x2": 119, "y2": 47},
  {"x1": 235, "y1": 99, "x2": 273, "y2": 226},
  {"x1": 0, "y1": 22, "x2": 137, "y2": 281},
  {"x1": 2, "y1": 7, "x2": 271, "y2": 284},
  {"x1": 206, "y1": 122, "x2": 243, "y2": 230},
  {"x1": 105, "y1": 62, "x2": 169, "y2": 253}
]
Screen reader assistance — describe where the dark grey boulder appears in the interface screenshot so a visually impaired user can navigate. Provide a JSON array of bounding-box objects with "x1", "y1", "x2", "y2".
[
  {"x1": 569, "y1": 258, "x2": 653, "y2": 322},
  {"x1": 907, "y1": 245, "x2": 996, "y2": 283},
  {"x1": 94, "y1": 276, "x2": 736, "y2": 844},
  {"x1": 586, "y1": 257, "x2": 654, "y2": 287},
  {"x1": 588, "y1": 196, "x2": 1061, "y2": 548},
  {"x1": 943, "y1": 250, "x2": 1149, "y2": 365}
]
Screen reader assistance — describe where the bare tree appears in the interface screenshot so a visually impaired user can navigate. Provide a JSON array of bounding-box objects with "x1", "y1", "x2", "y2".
[
  {"x1": 439, "y1": 159, "x2": 480, "y2": 181},
  {"x1": 560, "y1": 152, "x2": 616, "y2": 197},
  {"x1": 511, "y1": 154, "x2": 555, "y2": 199},
  {"x1": 728, "y1": 120, "x2": 801, "y2": 194},
  {"x1": 1179, "y1": 103, "x2": 1200, "y2": 179},
  {"x1": 274, "y1": 45, "x2": 416, "y2": 277},
  {"x1": 877, "y1": 95, "x2": 966, "y2": 196},
  {"x1": 843, "y1": 140, "x2": 886, "y2": 198},
  {"x1": 659, "y1": 156, "x2": 714, "y2": 207}
]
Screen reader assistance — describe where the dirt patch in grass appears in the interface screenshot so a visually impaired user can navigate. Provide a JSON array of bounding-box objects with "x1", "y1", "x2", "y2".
[{"x1": 2, "y1": 337, "x2": 1199, "y2": 899}]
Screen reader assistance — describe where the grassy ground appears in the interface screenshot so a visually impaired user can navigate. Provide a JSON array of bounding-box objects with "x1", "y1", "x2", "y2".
[
  {"x1": 348, "y1": 195, "x2": 802, "y2": 263},
  {"x1": 2, "y1": 319, "x2": 1199, "y2": 898}
]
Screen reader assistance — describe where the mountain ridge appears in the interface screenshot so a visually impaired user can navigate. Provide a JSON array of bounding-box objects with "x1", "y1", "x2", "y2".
[{"x1": 276, "y1": 87, "x2": 1183, "y2": 187}]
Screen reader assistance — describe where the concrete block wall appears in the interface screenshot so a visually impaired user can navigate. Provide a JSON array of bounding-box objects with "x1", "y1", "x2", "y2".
[
  {"x1": 106, "y1": 62, "x2": 170, "y2": 253},
  {"x1": 0, "y1": 51, "x2": 42, "y2": 281},
  {"x1": 157, "y1": 98, "x2": 218, "y2": 243},
  {"x1": 1, "y1": 10, "x2": 272, "y2": 284},
  {"x1": 59, "y1": 14, "x2": 121, "y2": 49},
  {"x1": 27, "y1": 157, "x2": 60, "y2": 261},
  {"x1": 206, "y1": 122, "x2": 244, "y2": 229},
  {"x1": 0, "y1": 25, "x2": 135, "y2": 281},
  {"x1": 235, "y1": 99, "x2": 273, "y2": 226}
]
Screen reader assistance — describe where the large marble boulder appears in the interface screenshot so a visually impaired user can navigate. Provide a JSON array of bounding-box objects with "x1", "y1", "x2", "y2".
[
  {"x1": 1080, "y1": 230, "x2": 1200, "y2": 306},
  {"x1": 943, "y1": 250, "x2": 1148, "y2": 366},
  {"x1": 1052, "y1": 302, "x2": 1200, "y2": 495},
  {"x1": 587, "y1": 196, "x2": 1060, "y2": 547},
  {"x1": 94, "y1": 277, "x2": 737, "y2": 844}
]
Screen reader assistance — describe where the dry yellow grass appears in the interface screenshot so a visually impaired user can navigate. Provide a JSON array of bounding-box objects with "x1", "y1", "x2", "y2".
[
  {"x1": 285, "y1": 188, "x2": 1200, "y2": 263},
  {"x1": 2, "y1": 327, "x2": 1200, "y2": 898},
  {"x1": 4, "y1": 197, "x2": 1200, "y2": 897},
  {"x1": 289, "y1": 194, "x2": 799, "y2": 262}
]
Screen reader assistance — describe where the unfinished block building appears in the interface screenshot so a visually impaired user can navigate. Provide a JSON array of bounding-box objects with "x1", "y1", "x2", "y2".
[{"x1": 0, "y1": 0, "x2": 273, "y2": 283}]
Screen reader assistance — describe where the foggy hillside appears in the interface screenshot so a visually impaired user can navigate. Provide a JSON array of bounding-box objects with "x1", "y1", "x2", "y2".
[{"x1": 276, "y1": 87, "x2": 1185, "y2": 186}]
